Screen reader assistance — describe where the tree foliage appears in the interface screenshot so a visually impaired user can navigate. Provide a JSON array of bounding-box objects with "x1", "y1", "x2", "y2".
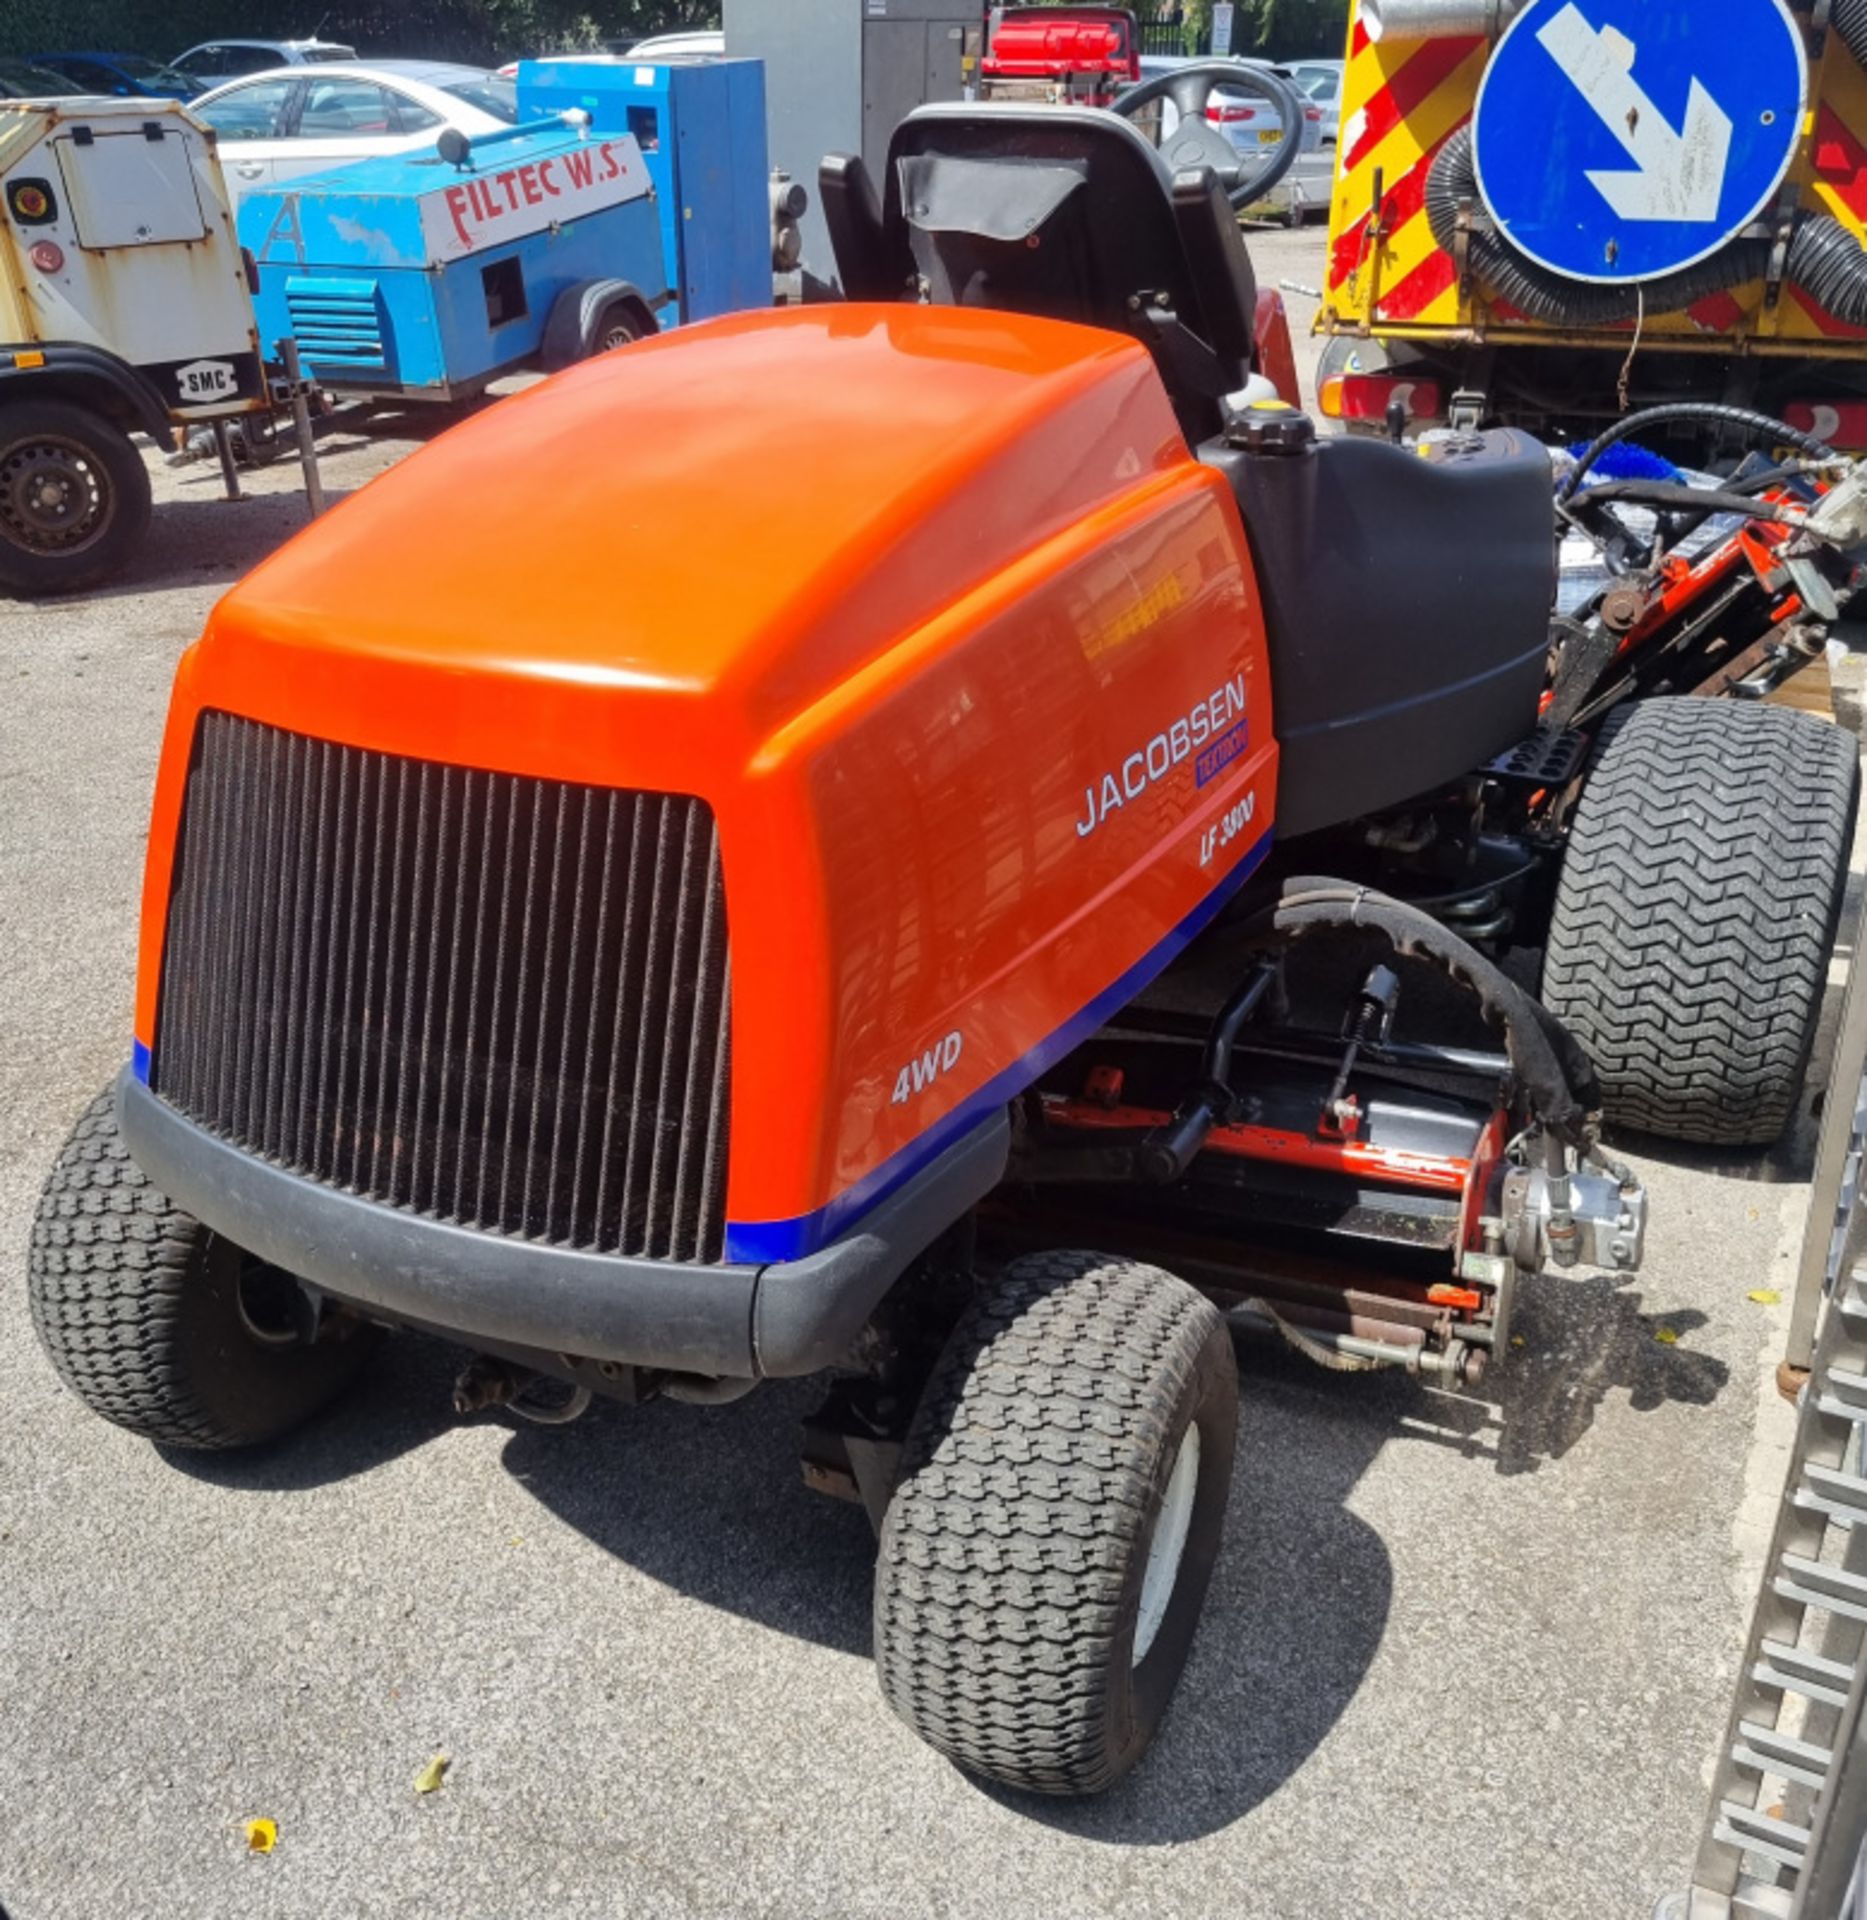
[
  {"x1": 1139, "y1": 0, "x2": 1350, "y2": 61},
  {"x1": 1236, "y1": 0, "x2": 1352, "y2": 61},
  {"x1": 0, "y1": 0, "x2": 717, "y2": 64}
]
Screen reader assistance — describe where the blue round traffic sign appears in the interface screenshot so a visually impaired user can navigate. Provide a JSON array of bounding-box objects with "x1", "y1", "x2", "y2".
[{"x1": 1473, "y1": 0, "x2": 1806, "y2": 284}]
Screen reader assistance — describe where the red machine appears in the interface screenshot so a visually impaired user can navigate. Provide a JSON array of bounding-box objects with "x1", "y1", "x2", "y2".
[
  {"x1": 34, "y1": 98, "x2": 1852, "y2": 1802},
  {"x1": 979, "y1": 5, "x2": 1141, "y2": 103}
]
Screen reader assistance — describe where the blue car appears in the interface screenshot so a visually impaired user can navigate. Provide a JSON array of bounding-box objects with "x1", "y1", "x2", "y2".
[{"x1": 26, "y1": 51, "x2": 196, "y2": 99}]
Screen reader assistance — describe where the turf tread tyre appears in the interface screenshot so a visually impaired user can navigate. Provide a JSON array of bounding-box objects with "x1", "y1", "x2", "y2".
[
  {"x1": 874, "y1": 1250, "x2": 1236, "y2": 1795},
  {"x1": 1542, "y1": 699, "x2": 1857, "y2": 1145},
  {"x1": 28, "y1": 1086, "x2": 373, "y2": 1448}
]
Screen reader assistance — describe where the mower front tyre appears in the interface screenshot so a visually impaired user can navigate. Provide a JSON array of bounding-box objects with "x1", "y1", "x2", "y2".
[
  {"x1": 27, "y1": 1086, "x2": 377, "y2": 1449},
  {"x1": 1542, "y1": 698, "x2": 1858, "y2": 1146},
  {"x1": 873, "y1": 1250, "x2": 1237, "y2": 1795}
]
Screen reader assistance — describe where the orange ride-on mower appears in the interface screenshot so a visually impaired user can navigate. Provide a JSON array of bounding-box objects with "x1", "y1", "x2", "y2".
[{"x1": 41, "y1": 98, "x2": 1846, "y2": 1798}]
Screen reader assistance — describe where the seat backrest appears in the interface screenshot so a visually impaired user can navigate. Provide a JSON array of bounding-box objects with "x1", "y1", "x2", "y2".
[{"x1": 821, "y1": 103, "x2": 1260, "y2": 436}]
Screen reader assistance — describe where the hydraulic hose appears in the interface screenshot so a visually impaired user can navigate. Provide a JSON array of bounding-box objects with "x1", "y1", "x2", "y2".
[
  {"x1": 1235, "y1": 879, "x2": 1602, "y2": 1143},
  {"x1": 1559, "y1": 402, "x2": 1835, "y2": 500},
  {"x1": 1425, "y1": 126, "x2": 1771, "y2": 329},
  {"x1": 1567, "y1": 478, "x2": 1805, "y2": 524}
]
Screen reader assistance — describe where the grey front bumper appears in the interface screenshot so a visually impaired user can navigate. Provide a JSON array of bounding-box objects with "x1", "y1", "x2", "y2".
[{"x1": 117, "y1": 1070, "x2": 1008, "y2": 1381}]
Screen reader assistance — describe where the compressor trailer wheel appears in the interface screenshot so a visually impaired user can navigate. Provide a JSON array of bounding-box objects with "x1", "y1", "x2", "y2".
[
  {"x1": 1542, "y1": 700, "x2": 1858, "y2": 1146},
  {"x1": 0, "y1": 398, "x2": 151, "y2": 596},
  {"x1": 874, "y1": 1251, "x2": 1237, "y2": 1795}
]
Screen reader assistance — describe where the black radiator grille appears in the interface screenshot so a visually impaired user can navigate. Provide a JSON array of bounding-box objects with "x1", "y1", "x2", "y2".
[{"x1": 152, "y1": 711, "x2": 731, "y2": 1263}]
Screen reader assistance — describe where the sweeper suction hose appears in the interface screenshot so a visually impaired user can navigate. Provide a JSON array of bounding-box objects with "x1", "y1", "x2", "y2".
[
  {"x1": 1767, "y1": 0, "x2": 1867, "y2": 325},
  {"x1": 1424, "y1": 125, "x2": 1771, "y2": 325},
  {"x1": 1786, "y1": 212, "x2": 1867, "y2": 329}
]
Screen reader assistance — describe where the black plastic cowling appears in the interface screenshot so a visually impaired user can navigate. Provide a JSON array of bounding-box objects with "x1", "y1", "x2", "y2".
[{"x1": 1204, "y1": 423, "x2": 1553, "y2": 839}]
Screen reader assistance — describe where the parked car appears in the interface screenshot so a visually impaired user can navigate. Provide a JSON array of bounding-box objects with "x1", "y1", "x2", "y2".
[
  {"x1": 171, "y1": 38, "x2": 359, "y2": 92},
  {"x1": 495, "y1": 33, "x2": 724, "y2": 79},
  {"x1": 627, "y1": 30, "x2": 726, "y2": 58},
  {"x1": 25, "y1": 51, "x2": 195, "y2": 99},
  {"x1": 0, "y1": 59, "x2": 84, "y2": 98},
  {"x1": 1287, "y1": 57, "x2": 1343, "y2": 145},
  {"x1": 190, "y1": 61, "x2": 519, "y2": 203}
]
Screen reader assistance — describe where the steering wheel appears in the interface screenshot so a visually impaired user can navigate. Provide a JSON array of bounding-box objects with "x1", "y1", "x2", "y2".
[{"x1": 1112, "y1": 60, "x2": 1306, "y2": 210}]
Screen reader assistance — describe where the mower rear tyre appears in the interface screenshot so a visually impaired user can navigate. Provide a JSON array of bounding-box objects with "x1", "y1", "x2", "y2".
[
  {"x1": 28, "y1": 1086, "x2": 377, "y2": 1449},
  {"x1": 1542, "y1": 699, "x2": 1858, "y2": 1146},
  {"x1": 873, "y1": 1250, "x2": 1237, "y2": 1795}
]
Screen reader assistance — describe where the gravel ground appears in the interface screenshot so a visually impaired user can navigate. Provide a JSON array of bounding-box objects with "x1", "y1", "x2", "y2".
[{"x1": 0, "y1": 232, "x2": 1842, "y2": 1919}]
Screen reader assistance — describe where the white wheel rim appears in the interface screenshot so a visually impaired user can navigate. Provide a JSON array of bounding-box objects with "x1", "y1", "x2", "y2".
[{"x1": 1134, "y1": 1424, "x2": 1201, "y2": 1668}]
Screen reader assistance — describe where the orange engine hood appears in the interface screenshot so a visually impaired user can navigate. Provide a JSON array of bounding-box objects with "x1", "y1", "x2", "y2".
[
  {"x1": 187, "y1": 303, "x2": 1193, "y2": 780},
  {"x1": 139, "y1": 302, "x2": 1276, "y2": 1258}
]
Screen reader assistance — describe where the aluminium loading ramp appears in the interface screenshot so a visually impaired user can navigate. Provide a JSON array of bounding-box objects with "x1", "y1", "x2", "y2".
[{"x1": 1684, "y1": 889, "x2": 1867, "y2": 1917}]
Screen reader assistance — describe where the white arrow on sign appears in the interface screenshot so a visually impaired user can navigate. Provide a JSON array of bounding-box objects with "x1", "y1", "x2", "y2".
[{"x1": 1535, "y1": 2, "x2": 1733, "y2": 223}]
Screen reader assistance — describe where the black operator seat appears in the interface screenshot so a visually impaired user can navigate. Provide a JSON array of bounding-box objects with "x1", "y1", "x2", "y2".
[
  {"x1": 819, "y1": 106, "x2": 1556, "y2": 843},
  {"x1": 819, "y1": 102, "x2": 1262, "y2": 442}
]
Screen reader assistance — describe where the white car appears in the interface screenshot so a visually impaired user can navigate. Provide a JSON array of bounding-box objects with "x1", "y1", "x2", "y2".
[
  {"x1": 495, "y1": 33, "x2": 725, "y2": 79},
  {"x1": 626, "y1": 31, "x2": 725, "y2": 59},
  {"x1": 171, "y1": 38, "x2": 358, "y2": 92},
  {"x1": 190, "y1": 60, "x2": 519, "y2": 204}
]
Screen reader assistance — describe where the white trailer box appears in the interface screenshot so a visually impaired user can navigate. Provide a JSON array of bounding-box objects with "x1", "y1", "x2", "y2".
[
  {"x1": 0, "y1": 96, "x2": 265, "y2": 414},
  {"x1": 0, "y1": 98, "x2": 271, "y2": 594}
]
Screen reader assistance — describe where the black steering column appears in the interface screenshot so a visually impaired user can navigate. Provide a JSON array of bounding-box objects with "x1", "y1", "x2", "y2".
[{"x1": 1112, "y1": 60, "x2": 1307, "y2": 209}]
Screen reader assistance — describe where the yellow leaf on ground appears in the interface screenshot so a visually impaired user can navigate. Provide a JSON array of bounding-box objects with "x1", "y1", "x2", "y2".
[
  {"x1": 244, "y1": 1818, "x2": 277, "y2": 1854},
  {"x1": 414, "y1": 1753, "x2": 451, "y2": 1795},
  {"x1": 1747, "y1": 1289, "x2": 1782, "y2": 1306},
  {"x1": 1655, "y1": 1326, "x2": 1680, "y2": 1345}
]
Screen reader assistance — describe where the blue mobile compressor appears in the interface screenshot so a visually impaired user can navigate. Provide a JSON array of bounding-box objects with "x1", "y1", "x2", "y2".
[
  {"x1": 240, "y1": 62, "x2": 786, "y2": 404},
  {"x1": 516, "y1": 58, "x2": 781, "y2": 325},
  {"x1": 239, "y1": 115, "x2": 670, "y2": 403}
]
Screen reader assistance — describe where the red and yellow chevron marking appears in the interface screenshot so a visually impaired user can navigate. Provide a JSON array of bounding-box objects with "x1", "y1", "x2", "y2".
[
  {"x1": 1326, "y1": 21, "x2": 1485, "y2": 329},
  {"x1": 1320, "y1": 0, "x2": 1867, "y2": 355}
]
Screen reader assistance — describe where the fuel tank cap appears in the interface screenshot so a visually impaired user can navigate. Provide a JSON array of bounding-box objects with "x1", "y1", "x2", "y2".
[{"x1": 1225, "y1": 401, "x2": 1316, "y2": 455}]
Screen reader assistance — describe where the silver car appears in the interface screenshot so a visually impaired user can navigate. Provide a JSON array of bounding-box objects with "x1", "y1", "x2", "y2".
[
  {"x1": 1287, "y1": 58, "x2": 1344, "y2": 147},
  {"x1": 172, "y1": 38, "x2": 358, "y2": 93}
]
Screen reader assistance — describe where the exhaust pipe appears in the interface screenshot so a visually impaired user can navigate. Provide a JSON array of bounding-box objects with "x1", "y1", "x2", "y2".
[{"x1": 1362, "y1": 0, "x2": 1523, "y2": 43}]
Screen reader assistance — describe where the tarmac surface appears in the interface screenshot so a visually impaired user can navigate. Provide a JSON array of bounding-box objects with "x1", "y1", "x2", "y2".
[{"x1": 0, "y1": 227, "x2": 1844, "y2": 1918}]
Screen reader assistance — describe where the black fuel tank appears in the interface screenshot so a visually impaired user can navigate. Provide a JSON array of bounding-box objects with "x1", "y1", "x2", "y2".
[{"x1": 1203, "y1": 424, "x2": 1555, "y2": 839}]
